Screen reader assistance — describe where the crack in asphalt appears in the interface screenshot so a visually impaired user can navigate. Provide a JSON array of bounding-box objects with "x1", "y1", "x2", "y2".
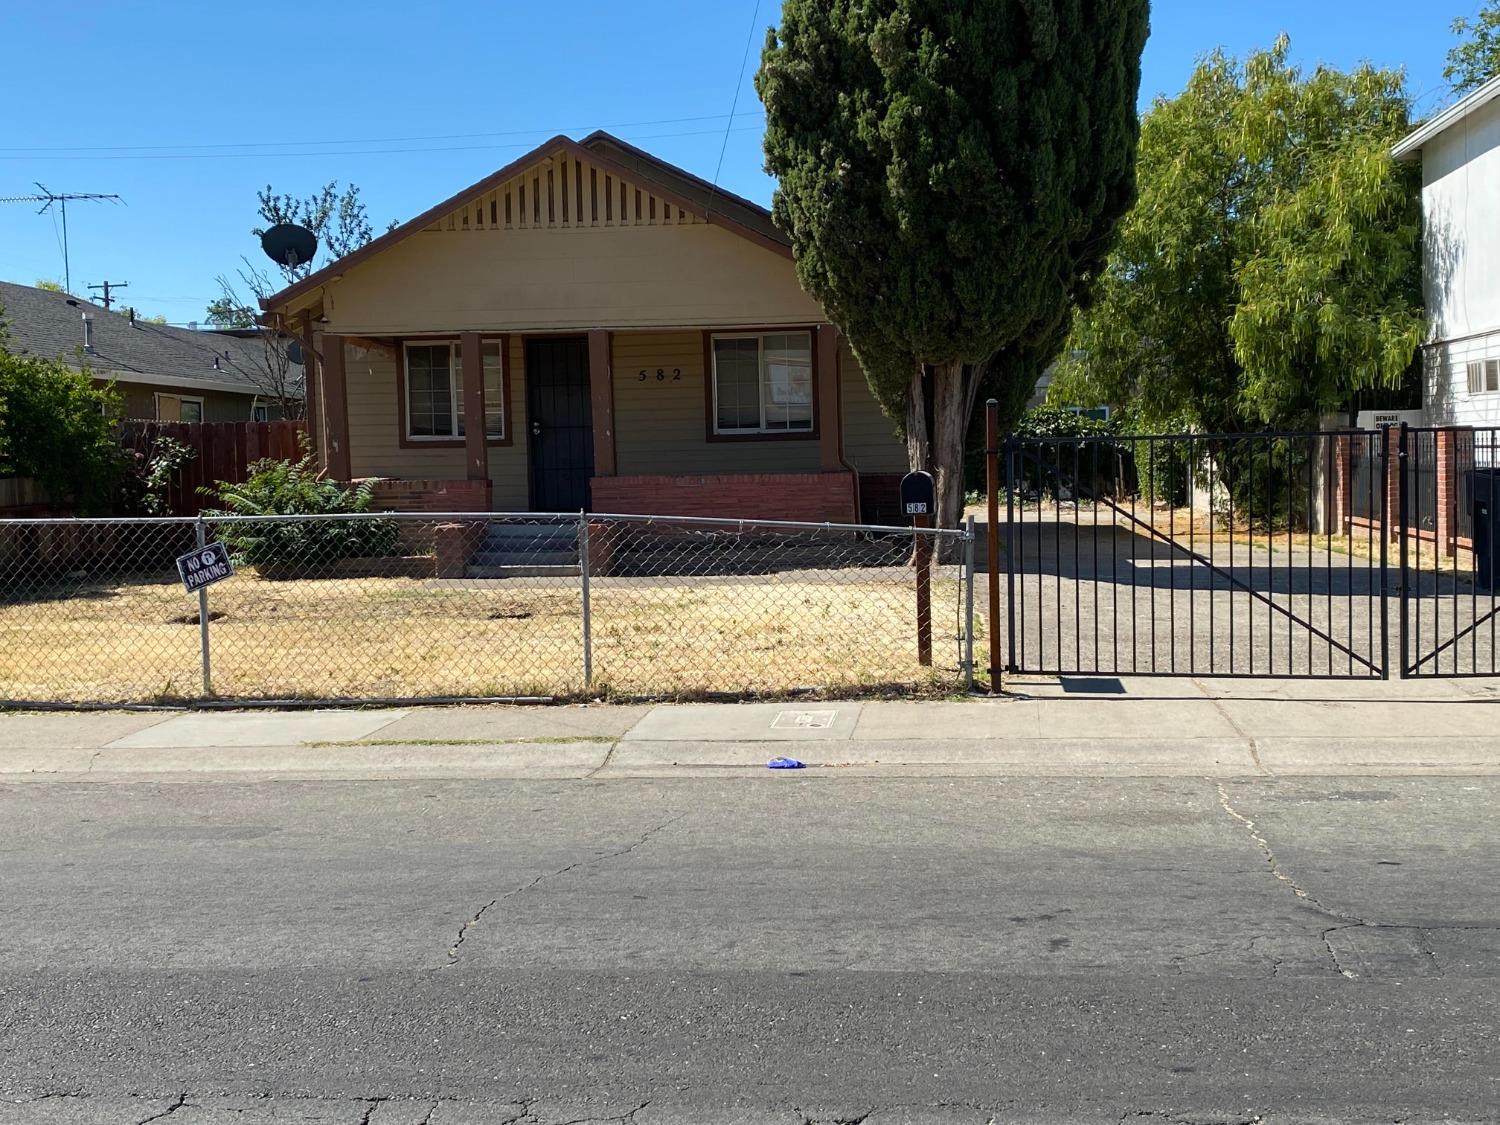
[
  {"x1": 1215, "y1": 782, "x2": 1366, "y2": 977},
  {"x1": 135, "y1": 1092, "x2": 188, "y2": 1124},
  {"x1": 444, "y1": 816, "x2": 684, "y2": 965},
  {"x1": 1119, "y1": 1112, "x2": 1263, "y2": 1125}
]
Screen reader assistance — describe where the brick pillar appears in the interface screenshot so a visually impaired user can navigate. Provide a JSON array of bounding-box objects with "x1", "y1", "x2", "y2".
[
  {"x1": 434, "y1": 521, "x2": 483, "y2": 579},
  {"x1": 1436, "y1": 428, "x2": 1456, "y2": 558},
  {"x1": 1386, "y1": 425, "x2": 1402, "y2": 543}
]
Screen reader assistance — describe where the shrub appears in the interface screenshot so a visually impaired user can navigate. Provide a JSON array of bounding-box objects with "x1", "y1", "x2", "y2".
[
  {"x1": 204, "y1": 450, "x2": 397, "y2": 576},
  {"x1": 0, "y1": 349, "x2": 122, "y2": 512}
]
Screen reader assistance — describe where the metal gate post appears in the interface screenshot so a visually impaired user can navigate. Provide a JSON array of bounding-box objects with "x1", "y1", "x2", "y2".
[
  {"x1": 578, "y1": 512, "x2": 593, "y2": 689},
  {"x1": 1378, "y1": 431, "x2": 1391, "y2": 680},
  {"x1": 1004, "y1": 433, "x2": 1019, "y2": 675},
  {"x1": 195, "y1": 516, "x2": 213, "y2": 697},
  {"x1": 963, "y1": 515, "x2": 976, "y2": 691},
  {"x1": 985, "y1": 399, "x2": 1002, "y2": 692},
  {"x1": 1396, "y1": 424, "x2": 1409, "y2": 679}
]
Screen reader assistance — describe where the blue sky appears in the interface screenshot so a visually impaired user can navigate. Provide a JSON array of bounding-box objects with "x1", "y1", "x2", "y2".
[{"x1": 0, "y1": 0, "x2": 1477, "y2": 326}]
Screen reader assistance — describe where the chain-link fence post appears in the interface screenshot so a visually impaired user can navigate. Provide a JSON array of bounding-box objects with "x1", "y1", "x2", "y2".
[
  {"x1": 963, "y1": 515, "x2": 976, "y2": 692},
  {"x1": 578, "y1": 511, "x2": 593, "y2": 689},
  {"x1": 195, "y1": 515, "x2": 213, "y2": 698}
]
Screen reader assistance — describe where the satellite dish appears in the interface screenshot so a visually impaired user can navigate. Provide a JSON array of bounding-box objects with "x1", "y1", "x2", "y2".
[
  {"x1": 260, "y1": 223, "x2": 318, "y2": 270},
  {"x1": 285, "y1": 339, "x2": 305, "y2": 366}
]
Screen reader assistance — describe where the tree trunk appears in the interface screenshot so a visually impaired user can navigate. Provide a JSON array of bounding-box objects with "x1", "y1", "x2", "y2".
[
  {"x1": 930, "y1": 360, "x2": 971, "y2": 532},
  {"x1": 905, "y1": 364, "x2": 930, "y2": 478}
]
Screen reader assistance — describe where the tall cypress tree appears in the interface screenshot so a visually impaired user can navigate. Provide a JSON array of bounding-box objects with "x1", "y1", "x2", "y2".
[{"x1": 757, "y1": 0, "x2": 1150, "y2": 526}]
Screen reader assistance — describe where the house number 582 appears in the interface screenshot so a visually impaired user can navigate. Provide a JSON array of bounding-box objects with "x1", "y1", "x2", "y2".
[{"x1": 638, "y1": 368, "x2": 682, "y2": 382}]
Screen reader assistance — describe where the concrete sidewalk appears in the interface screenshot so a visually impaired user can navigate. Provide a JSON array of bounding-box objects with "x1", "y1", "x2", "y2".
[{"x1": 2, "y1": 675, "x2": 1498, "y2": 779}]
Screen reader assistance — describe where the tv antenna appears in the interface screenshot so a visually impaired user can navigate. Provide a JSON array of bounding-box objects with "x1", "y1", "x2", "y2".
[{"x1": 0, "y1": 184, "x2": 123, "y2": 294}]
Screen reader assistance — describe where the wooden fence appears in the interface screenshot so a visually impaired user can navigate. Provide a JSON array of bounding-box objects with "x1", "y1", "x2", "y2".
[{"x1": 117, "y1": 420, "x2": 307, "y2": 515}]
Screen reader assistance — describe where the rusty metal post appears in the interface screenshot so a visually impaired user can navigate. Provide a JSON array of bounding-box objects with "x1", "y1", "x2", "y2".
[
  {"x1": 915, "y1": 513, "x2": 933, "y2": 667},
  {"x1": 985, "y1": 399, "x2": 1001, "y2": 692}
]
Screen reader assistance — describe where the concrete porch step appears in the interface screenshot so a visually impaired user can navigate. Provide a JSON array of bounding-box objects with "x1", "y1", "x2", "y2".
[
  {"x1": 464, "y1": 564, "x2": 581, "y2": 579},
  {"x1": 468, "y1": 548, "x2": 579, "y2": 567}
]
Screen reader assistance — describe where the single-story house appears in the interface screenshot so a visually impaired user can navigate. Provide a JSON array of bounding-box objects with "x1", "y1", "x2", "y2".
[
  {"x1": 1394, "y1": 74, "x2": 1500, "y2": 426},
  {"x1": 258, "y1": 132, "x2": 910, "y2": 523},
  {"x1": 0, "y1": 280, "x2": 301, "y2": 422}
]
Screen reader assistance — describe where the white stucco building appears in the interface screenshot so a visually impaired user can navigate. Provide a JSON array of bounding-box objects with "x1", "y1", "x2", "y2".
[{"x1": 1395, "y1": 75, "x2": 1500, "y2": 426}]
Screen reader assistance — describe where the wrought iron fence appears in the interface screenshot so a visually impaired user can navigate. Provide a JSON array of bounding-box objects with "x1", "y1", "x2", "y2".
[
  {"x1": 1002, "y1": 431, "x2": 1391, "y2": 679},
  {"x1": 0, "y1": 512, "x2": 973, "y2": 706}
]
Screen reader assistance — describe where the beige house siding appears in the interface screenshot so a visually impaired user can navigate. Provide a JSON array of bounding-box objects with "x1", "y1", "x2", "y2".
[
  {"x1": 838, "y1": 348, "x2": 907, "y2": 473},
  {"x1": 611, "y1": 330, "x2": 821, "y2": 476},
  {"x1": 322, "y1": 222, "x2": 823, "y2": 337},
  {"x1": 310, "y1": 149, "x2": 821, "y2": 337},
  {"x1": 112, "y1": 382, "x2": 262, "y2": 423},
  {"x1": 343, "y1": 339, "x2": 532, "y2": 509}
]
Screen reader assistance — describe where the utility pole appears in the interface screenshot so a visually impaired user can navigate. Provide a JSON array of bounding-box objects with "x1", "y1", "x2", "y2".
[
  {"x1": 87, "y1": 279, "x2": 128, "y2": 310},
  {"x1": 0, "y1": 184, "x2": 123, "y2": 294}
]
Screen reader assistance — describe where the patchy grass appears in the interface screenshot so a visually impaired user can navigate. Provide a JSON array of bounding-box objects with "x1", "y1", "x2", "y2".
[{"x1": 0, "y1": 569, "x2": 965, "y2": 704}]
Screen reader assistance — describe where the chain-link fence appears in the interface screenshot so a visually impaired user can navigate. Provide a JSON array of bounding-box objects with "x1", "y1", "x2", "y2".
[{"x1": 0, "y1": 512, "x2": 974, "y2": 705}]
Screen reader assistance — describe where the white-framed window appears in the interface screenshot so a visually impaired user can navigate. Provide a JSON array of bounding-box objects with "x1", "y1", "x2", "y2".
[
  {"x1": 155, "y1": 392, "x2": 204, "y2": 423},
  {"x1": 1466, "y1": 359, "x2": 1500, "y2": 395},
  {"x1": 711, "y1": 331, "x2": 814, "y2": 435},
  {"x1": 711, "y1": 330, "x2": 816, "y2": 435},
  {"x1": 251, "y1": 402, "x2": 270, "y2": 422},
  {"x1": 404, "y1": 340, "x2": 506, "y2": 440}
]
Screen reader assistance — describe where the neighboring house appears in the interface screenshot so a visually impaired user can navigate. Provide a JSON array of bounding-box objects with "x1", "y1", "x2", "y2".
[
  {"x1": 0, "y1": 280, "x2": 301, "y2": 422},
  {"x1": 1394, "y1": 74, "x2": 1500, "y2": 427},
  {"x1": 259, "y1": 132, "x2": 910, "y2": 523}
]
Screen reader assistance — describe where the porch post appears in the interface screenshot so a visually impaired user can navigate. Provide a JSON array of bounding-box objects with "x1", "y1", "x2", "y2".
[
  {"x1": 460, "y1": 331, "x2": 488, "y2": 483},
  {"x1": 321, "y1": 334, "x2": 352, "y2": 481},
  {"x1": 588, "y1": 329, "x2": 616, "y2": 477},
  {"x1": 298, "y1": 311, "x2": 320, "y2": 466},
  {"x1": 816, "y1": 324, "x2": 842, "y2": 473}
]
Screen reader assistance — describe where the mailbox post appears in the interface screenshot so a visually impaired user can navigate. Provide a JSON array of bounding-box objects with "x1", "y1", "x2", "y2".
[{"x1": 901, "y1": 471, "x2": 936, "y2": 667}]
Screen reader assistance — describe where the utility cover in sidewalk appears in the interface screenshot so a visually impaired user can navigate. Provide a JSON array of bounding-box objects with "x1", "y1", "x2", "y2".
[{"x1": 772, "y1": 710, "x2": 837, "y2": 730}]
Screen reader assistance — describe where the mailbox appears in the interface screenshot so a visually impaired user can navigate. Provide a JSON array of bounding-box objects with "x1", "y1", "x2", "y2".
[{"x1": 900, "y1": 470, "x2": 936, "y2": 521}]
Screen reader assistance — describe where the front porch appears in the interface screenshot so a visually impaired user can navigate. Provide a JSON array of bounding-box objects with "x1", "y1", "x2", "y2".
[{"x1": 316, "y1": 323, "x2": 877, "y2": 525}]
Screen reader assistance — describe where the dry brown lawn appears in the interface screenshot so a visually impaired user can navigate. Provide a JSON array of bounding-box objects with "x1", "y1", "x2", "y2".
[{"x1": 0, "y1": 569, "x2": 964, "y2": 704}]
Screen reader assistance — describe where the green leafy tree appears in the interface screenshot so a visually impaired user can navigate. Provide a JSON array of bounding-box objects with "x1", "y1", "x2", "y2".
[
  {"x1": 1051, "y1": 38, "x2": 1423, "y2": 434},
  {"x1": 1446, "y1": 2, "x2": 1500, "y2": 95},
  {"x1": 33, "y1": 279, "x2": 64, "y2": 293},
  {"x1": 0, "y1": 348, "x2": 122, "y2": 512},
  {"x1": 757, "y1": 0, "x2": 1150, "y2": 527}
]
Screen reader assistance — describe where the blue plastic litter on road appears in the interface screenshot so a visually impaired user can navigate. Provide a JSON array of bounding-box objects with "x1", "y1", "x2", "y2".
[{"x1": 767, "y1": 757, "x2": 806, "y2": 770}]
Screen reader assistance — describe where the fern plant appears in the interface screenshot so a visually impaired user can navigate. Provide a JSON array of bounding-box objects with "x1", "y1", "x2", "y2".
[{"x1": 203, "y1": 449, "x2": 397, "y2": 576}]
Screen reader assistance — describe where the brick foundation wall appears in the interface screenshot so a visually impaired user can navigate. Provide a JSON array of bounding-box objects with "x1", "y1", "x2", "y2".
[
  {"x1": 591, "y1": 472, "x2": 857, "y2": 523},
  {"x1": 363, "y1": 478, "x2": 492, "y2": 513}
]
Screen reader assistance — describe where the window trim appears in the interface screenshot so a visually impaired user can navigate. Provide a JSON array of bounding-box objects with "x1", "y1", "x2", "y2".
[
  {"x1": 1467, "y1": 359, "x2": 1500, "y2": 396},
  {"x1": 155, "y1": 392, "x2": 205, "y2": 423},
  {"x1": 702, "y1": 327, "x2": 819, "y2": 443},
  {"x1": 397, "y1": 335, "x2": 513, "y2": 449}
]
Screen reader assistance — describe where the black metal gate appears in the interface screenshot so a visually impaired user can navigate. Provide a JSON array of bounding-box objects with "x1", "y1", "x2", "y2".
[
  {"x1": 1002, "y1": 430, "x2": 1391, "y2": 680},
  {"x1": 1399, "y1": 424, "x2": 1500, "y2": 678}
]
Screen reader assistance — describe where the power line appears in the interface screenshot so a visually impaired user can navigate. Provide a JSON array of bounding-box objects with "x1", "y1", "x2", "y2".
[
  {"x1": 0, "y1": 125, "x2": 767, "y2": 164},
  {"x1": 712, "y1": 0, "x2": 765, "y2": 199},
  {"x1": 0, "y1": 112, "x2": 768, "y2": 156}
]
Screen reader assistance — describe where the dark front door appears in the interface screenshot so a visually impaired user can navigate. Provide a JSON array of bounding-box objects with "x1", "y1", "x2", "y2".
[{"x1": 526, "y1": 336, "x2": 594, "y2": 511}]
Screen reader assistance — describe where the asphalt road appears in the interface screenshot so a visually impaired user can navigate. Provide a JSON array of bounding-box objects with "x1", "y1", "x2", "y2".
[{"x1": 2, "y1": 771, "x2": 1498, "y2": 1123}]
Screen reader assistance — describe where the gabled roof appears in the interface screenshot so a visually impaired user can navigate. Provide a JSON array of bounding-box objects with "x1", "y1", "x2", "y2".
[
  {"x1": 261, "y1": 132, "x2": 790, "y2": 315},
  {"x1": 1394, "y1": 73, "x2": 1500, "y2": 160},
  {"x1": 0, "y1": 280, "x2": 302, "y2": 396}
]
